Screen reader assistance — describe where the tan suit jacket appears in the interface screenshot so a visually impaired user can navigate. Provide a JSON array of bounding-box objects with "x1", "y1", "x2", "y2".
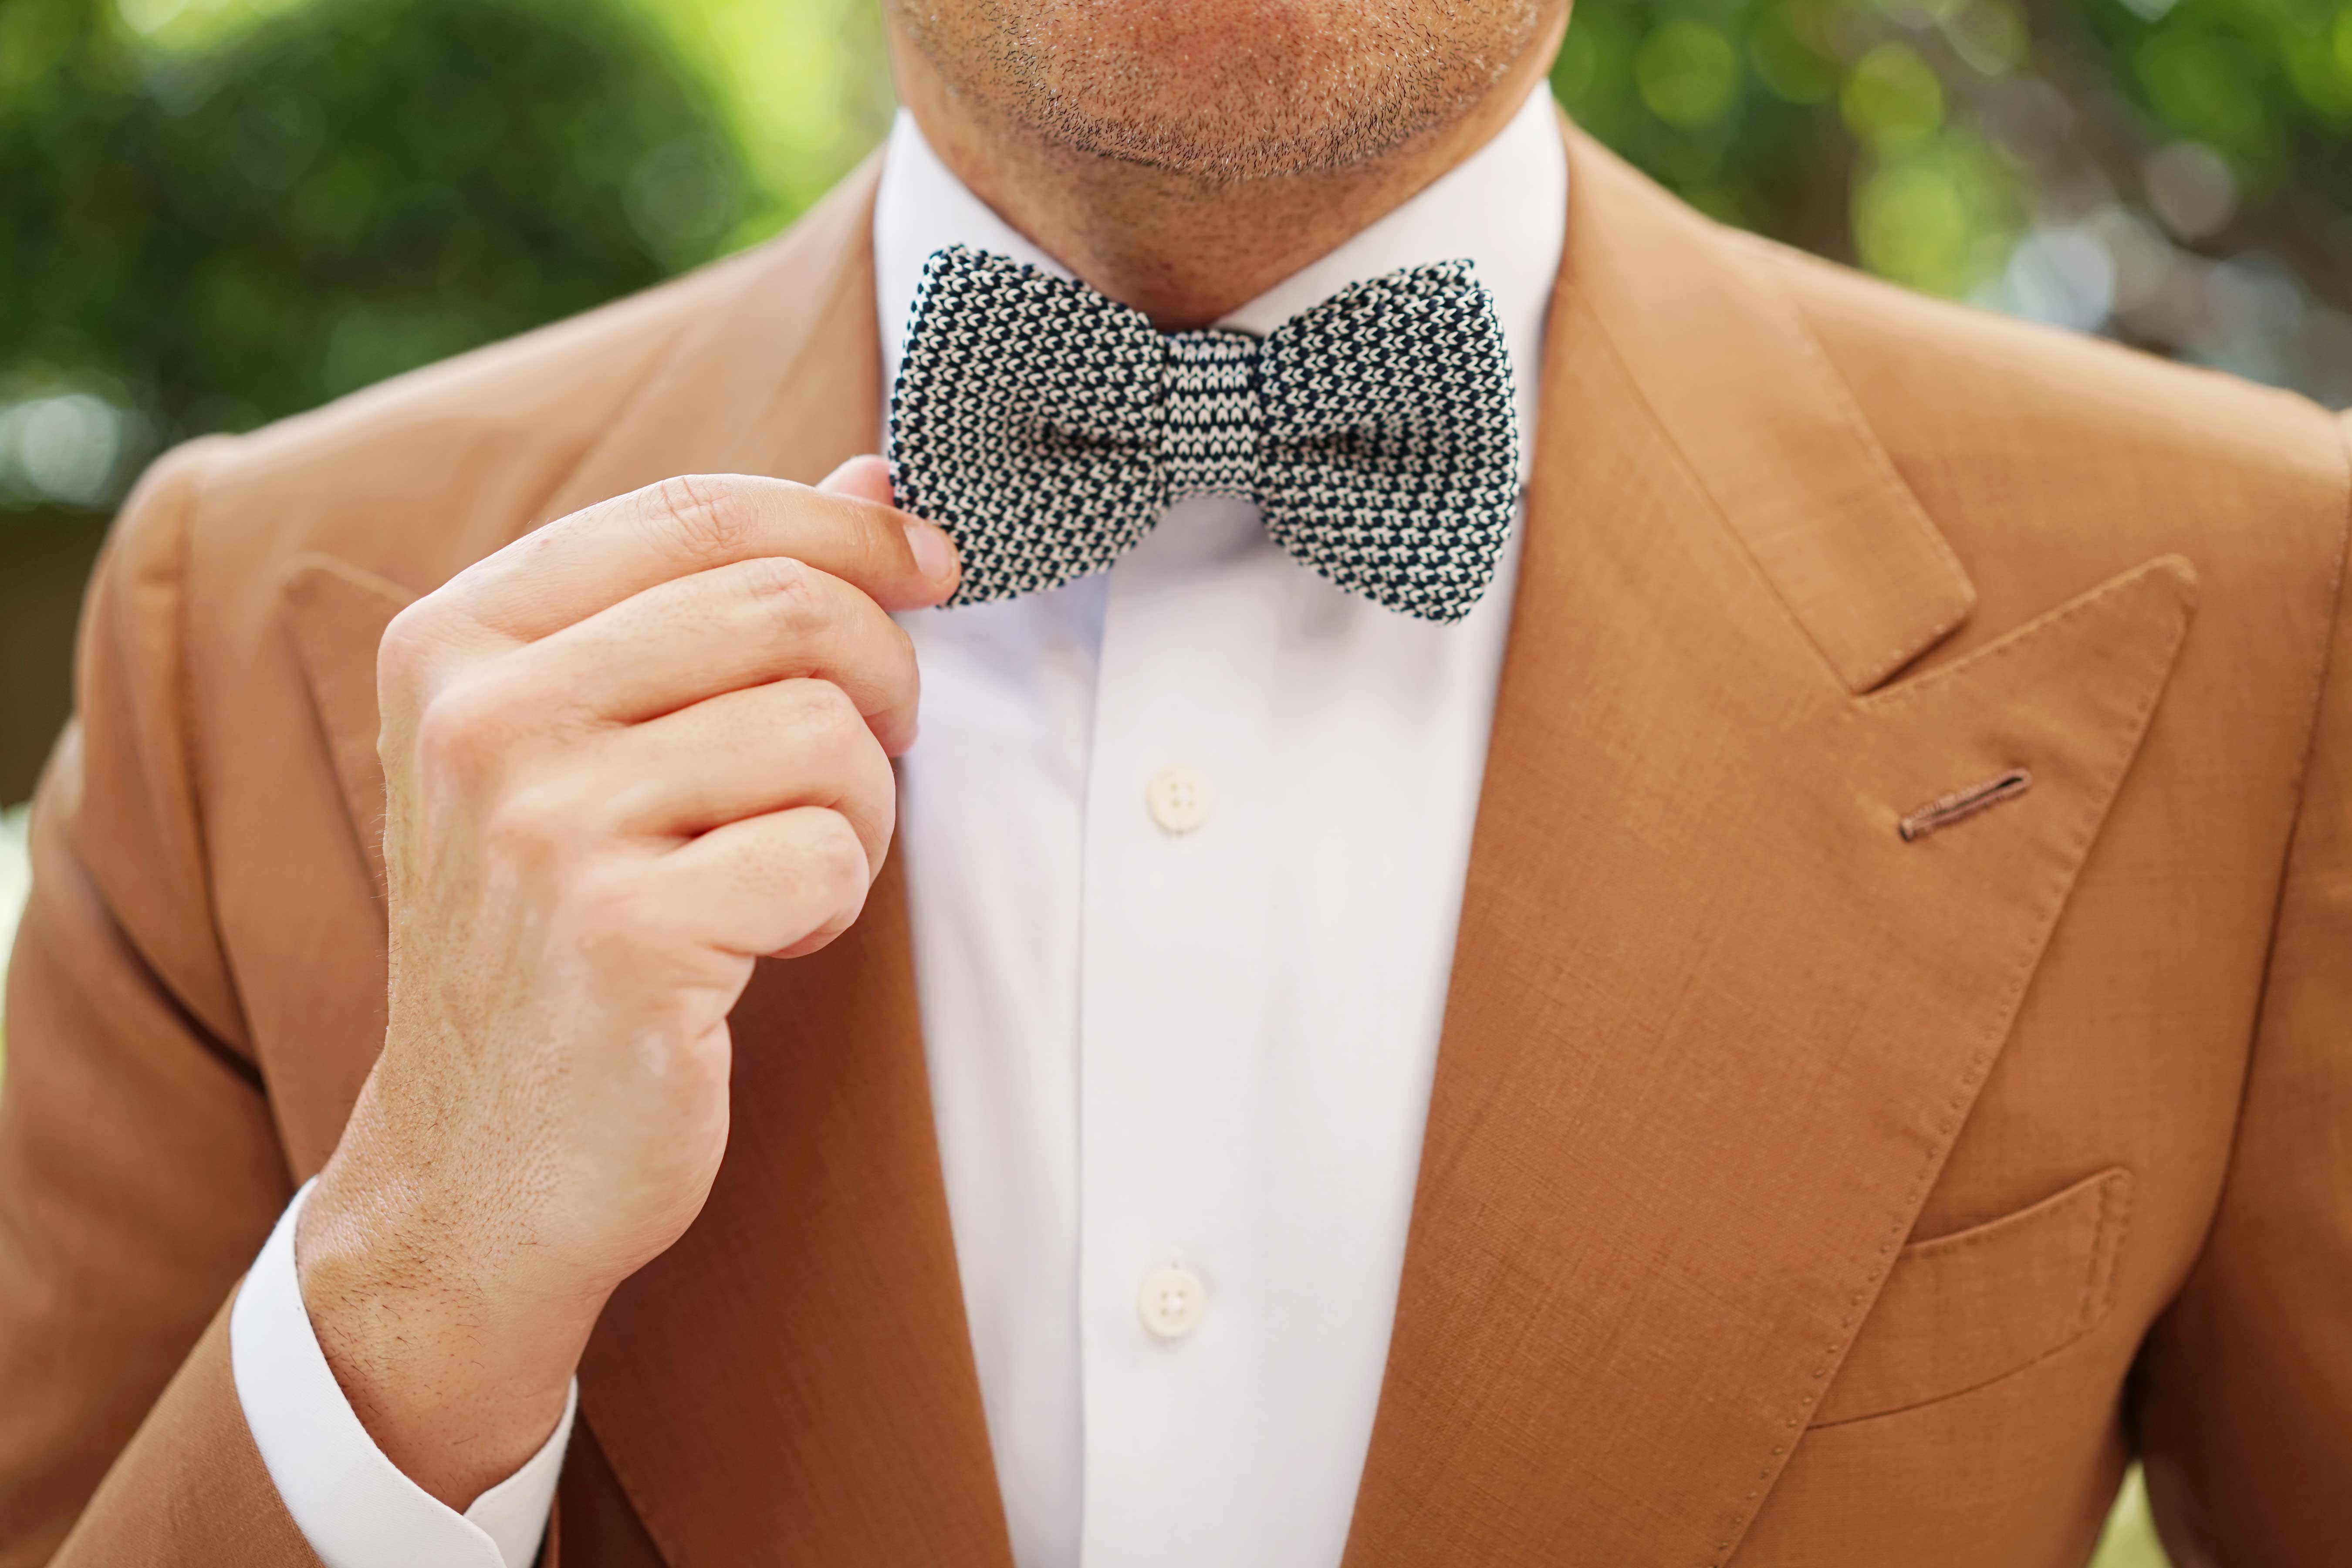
[{"x1": 4, "y1": 123, "x2": 2349, "y2": 1568}]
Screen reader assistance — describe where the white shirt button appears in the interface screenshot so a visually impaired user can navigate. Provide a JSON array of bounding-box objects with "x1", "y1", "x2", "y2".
[
  {"x1": 1145, "y1": 764, "x2": 1215, "y2": 835},
  {"x1": 1137, "y1": 1264, "x2": 1207, "y2": 1340}
]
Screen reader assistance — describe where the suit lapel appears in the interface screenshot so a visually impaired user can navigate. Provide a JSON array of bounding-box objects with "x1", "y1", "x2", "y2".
[
  {"x1": 1340, "y1": 133, "x2": 2193, "y2": 1565},
  {"x1": 280, "y1": 552, "x2": 413, "y2": 906}
]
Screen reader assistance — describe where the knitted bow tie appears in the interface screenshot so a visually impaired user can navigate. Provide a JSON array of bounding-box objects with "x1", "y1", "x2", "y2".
[{"x1": 887, "y1": 245, "x2": 1520, "y2": 624}]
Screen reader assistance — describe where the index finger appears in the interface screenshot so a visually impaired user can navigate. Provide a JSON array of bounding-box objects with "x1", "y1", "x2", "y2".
[{"x1": 446, "y1": 467, "x2": 960, "y2": 643}]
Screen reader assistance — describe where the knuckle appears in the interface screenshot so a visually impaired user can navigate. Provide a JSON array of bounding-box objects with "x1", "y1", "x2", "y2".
[
  {"x1": 734, "y1": 553, "x2": 825, "y2": 622},
  {"x1": 806, "y1": 674, "x2": 864, "y2": 727},
  {"x1": 481, "y1": 781, "x2": 579, "y2": 872},
  {"x1": 375, "y1": 601, "x2": 463, "y2": 717},
  {"x1": 410, "y1": 677, "x2": 510, "y2": 786},
  {"x1": 788, "y1": 679, "x2": 868, "y2": 755},
  {"x1": 860, "y1": 764, "x2": 899, "y2": 851},
  {"x1": 855, "y1": 510, "x2": 912, "y2": 590},
  {"x1": 652, "y1": 473, "x2": 758, "y2": 561},
  {"x1": 801, "y1": 809, "x2": 870, "y2": 903},
  {"x1": 884, "y1": 624, "x2": 922, "y2": 714},
  {"x1": 569, "y1": 860, "x2": 653, "y2": 956},
  {"x1": 868, "y1": 615, "x2": 916, "y2": 689},
  {"x1": 376, "y1": 600, "x2": 437, "y2": 681}
]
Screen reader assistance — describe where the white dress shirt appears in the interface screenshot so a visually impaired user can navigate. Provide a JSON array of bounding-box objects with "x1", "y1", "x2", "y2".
[{"x1": 230, "y1": 81, "x2": 1565, "y2": 1568}]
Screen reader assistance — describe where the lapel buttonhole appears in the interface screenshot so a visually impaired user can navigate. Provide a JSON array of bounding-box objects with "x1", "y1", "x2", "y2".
[{"x1": 1897, "y1": 767, "x2": 2033, "y2": 842}]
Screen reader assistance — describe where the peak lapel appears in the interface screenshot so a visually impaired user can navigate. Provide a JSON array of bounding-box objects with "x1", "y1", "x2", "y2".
[
  {"x1": 1342, "y1": 131, "x2": 2195, "y2": 1566},
  {"x1": 280, "y1": 551, "x2": 414, "y2": 907},
  {"x1": 277, "y1": 162, "x2": 1009, "y2": 1565}
]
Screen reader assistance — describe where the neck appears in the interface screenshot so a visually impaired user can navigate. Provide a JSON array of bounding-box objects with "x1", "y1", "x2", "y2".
[{"x1": 885, "y1": 14, "x2": 1567, "y2": 331}]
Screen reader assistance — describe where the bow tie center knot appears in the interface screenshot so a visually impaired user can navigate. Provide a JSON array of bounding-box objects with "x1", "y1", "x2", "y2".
[{"x1": 1160, "y1": 331, "x2": 1259, "y2": 501}]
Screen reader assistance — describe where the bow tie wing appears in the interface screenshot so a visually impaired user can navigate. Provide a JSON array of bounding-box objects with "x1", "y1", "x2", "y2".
[
  {"x1": 891, "y1": 247, "x2": 1167, "y2": 606},
  {"x1": 1254, "y1": 262, "x2": 1520, "y2": 624}
]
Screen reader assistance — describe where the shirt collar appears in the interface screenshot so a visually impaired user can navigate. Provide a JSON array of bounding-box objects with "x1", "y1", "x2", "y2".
[{"x1": 872, "y1": 82, "x2": 1568, "y2": 466}]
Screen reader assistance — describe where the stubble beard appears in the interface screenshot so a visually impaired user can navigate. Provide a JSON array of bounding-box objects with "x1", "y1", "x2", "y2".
[{"x1": 899, "y1": 0, "x2": 1547, "y2": 187}]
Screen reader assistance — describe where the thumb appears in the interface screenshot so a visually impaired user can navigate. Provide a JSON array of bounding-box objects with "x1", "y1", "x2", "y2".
[
  {"x1": 818, "y1": 453, "x2": 899, "y2": 508},
  {"x1": 813, "y1": 453, "x2": 961, "y2": 607}
]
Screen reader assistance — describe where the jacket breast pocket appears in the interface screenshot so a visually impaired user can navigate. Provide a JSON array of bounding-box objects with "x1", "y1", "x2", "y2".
[{"x1": 1812, "y1": 1167, "x2": 2132, "y2": 1426}]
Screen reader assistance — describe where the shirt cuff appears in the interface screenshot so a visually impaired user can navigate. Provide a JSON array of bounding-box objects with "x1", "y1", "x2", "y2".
[{"x1": 230, "y1": 1179, "x2": 576, "y2": 1568}]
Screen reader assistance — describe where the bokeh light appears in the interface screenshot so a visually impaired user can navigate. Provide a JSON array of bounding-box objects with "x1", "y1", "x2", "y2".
[{"x1": 1553, "y1": 0, "x2": 2352, "y2": 409}]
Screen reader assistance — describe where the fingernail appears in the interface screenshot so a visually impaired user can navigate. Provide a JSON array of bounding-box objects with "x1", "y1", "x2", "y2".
[{"x1": 903, "y1": 520, "x2": 957, "y2": 585}]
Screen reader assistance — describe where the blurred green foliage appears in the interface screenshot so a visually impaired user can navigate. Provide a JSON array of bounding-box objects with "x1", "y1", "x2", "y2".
[
  {"x1": 0, "y1": 0, "x2": 751, "y2": 505},
  {"x1": 1554, "y1": 0, "x2": 2352, "y2": 396}
]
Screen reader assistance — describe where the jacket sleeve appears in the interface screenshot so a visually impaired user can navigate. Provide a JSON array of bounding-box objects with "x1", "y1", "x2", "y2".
[
  {"x1": 2132, "y1": 419, "x2": 2352, "y2": 1567},
  {"x1": 0, "y1": 441, "x2": 318, "y2": 1566}
]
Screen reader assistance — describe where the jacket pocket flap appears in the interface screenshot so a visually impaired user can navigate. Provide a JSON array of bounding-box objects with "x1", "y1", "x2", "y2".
[{"x1": 1814, "y1": 1167, "x2": 2131, "y2": 1426}]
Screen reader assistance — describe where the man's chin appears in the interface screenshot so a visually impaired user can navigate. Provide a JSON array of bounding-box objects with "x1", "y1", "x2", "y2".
[
  {"x1": 1001, "y1": 86, "x2": 1453, "y2": 187},
  {"x1": 903, "y1": 0, "x2": 1545, "y2": 185}
]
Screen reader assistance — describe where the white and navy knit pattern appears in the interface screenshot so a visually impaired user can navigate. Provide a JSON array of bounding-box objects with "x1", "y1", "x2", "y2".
[
  {"x1": 889, "y1": 245, "x2": 1518, "y2": 623},
  {"x1": 1160, "y1": 332, "x2": 1260, "y2": 500}
]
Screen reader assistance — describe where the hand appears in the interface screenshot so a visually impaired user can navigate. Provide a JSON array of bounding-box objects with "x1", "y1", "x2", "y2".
[{"x1": 293, "y1": 460, "x2": 958, "y2": 1507}]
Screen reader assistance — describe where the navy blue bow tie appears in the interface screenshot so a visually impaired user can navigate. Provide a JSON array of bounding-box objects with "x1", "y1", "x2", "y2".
[{"x1": 888, "y1": 245, "x2": 1520, "y2": 623}]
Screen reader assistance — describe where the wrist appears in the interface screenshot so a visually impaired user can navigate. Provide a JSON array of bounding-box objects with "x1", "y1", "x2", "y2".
[{"x1": 294, "y1": 1165, "x2": 601, "y2": 1509}]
